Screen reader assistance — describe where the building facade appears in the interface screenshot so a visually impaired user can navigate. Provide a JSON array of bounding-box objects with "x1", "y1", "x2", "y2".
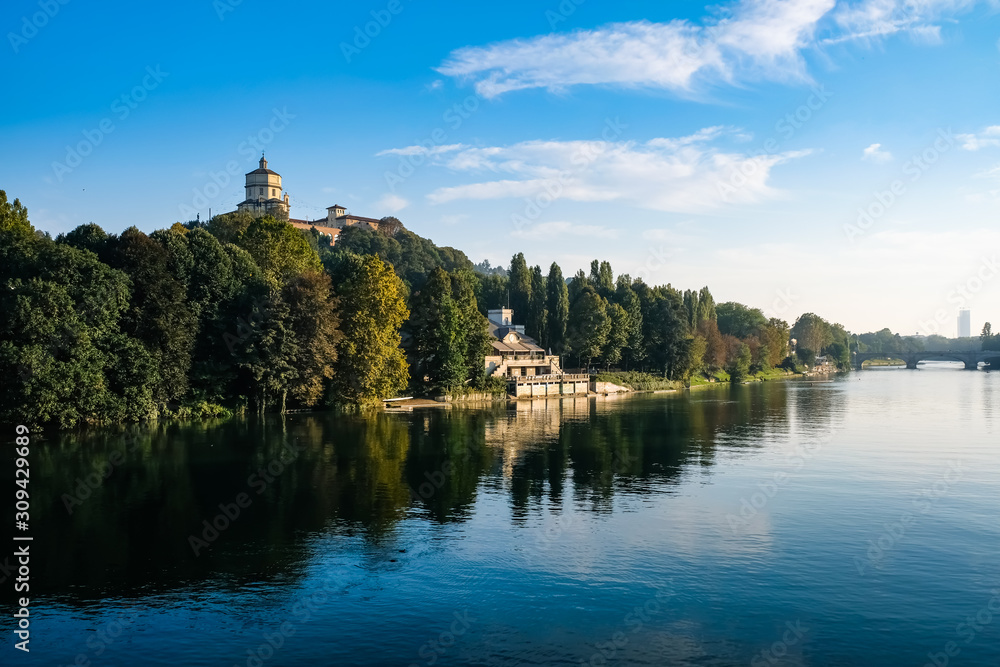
[
  {"x1": 483, "y1": 309, "x2": 588, "y2": 397},
  {"x1": 233, "y1": 156, "x2": 383, "y2": 245},
  {"x1": 959, "y1": 308, "x2": 971, "y2": 338},
  {"x1": 236, "y1": 155, "x2": 290, "y2": 218}
]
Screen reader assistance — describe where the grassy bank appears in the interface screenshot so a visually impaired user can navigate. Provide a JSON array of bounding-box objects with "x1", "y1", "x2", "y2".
[{"x1": 592, "y1": 371, "x2": 685, "y2": 391}]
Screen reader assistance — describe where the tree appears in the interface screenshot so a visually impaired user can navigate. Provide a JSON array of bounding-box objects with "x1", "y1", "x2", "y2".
[
  {"x1": 57, "y1": 223, "x2": 110, "y2": 257},
  {"x1": 528, "y1": 265, "x2": 548, "y2": 347},
  {"x1": 728, "y1": 343, "x2": 752, "y2": 383},
  {"x1": 106, "y1": 227, "x2": 196, "y2": 406},
  {"x1": 717, "y1": 302, "x2": 767, "y2": 339},
  {"x1": 796, "y1": 347, "x2": 817, "y2": 367},
  {"x1": 696, "y1": 286, "x2": 716, "y2": 323},
  {"x1": 378, "y1": 216, "x2": 404, "y2": 236},
  {"x1": 683, "y1": 289, "x2": 699, "y2": 329},
  {"x1": 591, "y1": 260, "x2": 614, "y2": 298},
  {"x1": 237, "y1": 216, "x2": 322, "y2": 286},
  {"x1": 283, "y1": 271, "x2": 342, "y2": 408},
  {"x1": 478, "y1": 272, "x2": 509, "y2": 314},
  {"x1": 450, "y1": 270, "x2": 493, "y2": 387},
  {"x1": 759, "y1": 318, "x2": 790, "y2": 368},
  {"x1": 982, "y1": 322, "x2": 993, "y2": 340},
  {"x1": 407, "y1": 268, "x2": 467, "y2": 393},
  {"x1": 636, "y1": 285, "x2": 692, "y2": 379},
  {"x1": 327, "y1": 253, "x2": 409, "y2": 405},
  {"x1": 791, "y1": 313, "x2": 833, "y2": 356},
  {"x1": 508, "y1": 253, "x2": 532, "y2": 323},
  {"x1": 601, "y1": 303, "x2": 630, "y2": 369},
  {"x1": 546, "y1": 262, "x2": 569, "y2": 354},
  {"x1": 614, "y1": 276, "x2": 643, "y2": 369},
  {"x1": 566, "y1": 287, "x2": 610, "y2": 368},
  {"x1": 0, "y1": 191, "x2": 32, "y2": 237},
  {"x1": 698, "y1": 318, "x2": 726, "y2": 371}
]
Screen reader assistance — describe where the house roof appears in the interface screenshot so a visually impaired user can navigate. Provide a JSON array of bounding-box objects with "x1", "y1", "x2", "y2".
[
  {"x1": 337, "y1": 214, "x2": 381, "y2": 224},
  {"x1": 247, "y1": 168, "x2": 280, "y2": 176},
  {"x1": 491, "y1": 339, "x2": 543, "y2": 354}
]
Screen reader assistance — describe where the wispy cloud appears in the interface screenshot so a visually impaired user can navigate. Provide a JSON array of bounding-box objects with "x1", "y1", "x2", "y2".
[
  {"x1": 438, "y1": 0, "x2": 835, "y2": 98},
  {"x1": 862, "y1": 142, "x2": 893, "y2": 162},
  {"x1": 824, "y1": 0, "x2": 979, "y2": 45},
  {"x1": 376, "y1": 144, "x2": 465, "y2": 157},
  {"x1": 375, "y1": 193, "x2": 409, "y2": 212},
  {"x1": 511, "y1": 221, "x2": 619, "y2": 240},
  {"x1": 957, "y1": 125, "x2": 1000, "y2": 150},
  {"x1": 382, "y1": 128, "x2": 808, "y2": 213},
  {"x1": 438, "y1": 0, "x2": 983, "y2": 98}
]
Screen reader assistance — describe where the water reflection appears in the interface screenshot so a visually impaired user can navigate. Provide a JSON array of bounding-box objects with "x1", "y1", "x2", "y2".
[{"x1": 8, "y1": 381, "x2": 834, "y2": 603}]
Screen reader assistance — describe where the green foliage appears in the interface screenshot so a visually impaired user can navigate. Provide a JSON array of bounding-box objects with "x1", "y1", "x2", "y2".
[
  {"x1": 330, "y1": 224, "x2": 473, "y2": 289},
  {"x1": 601, "y1": 302, "x2": 630, "y2": 368},
  {"x1": 327, "y1": 253, "x2": 409, "y2": 405},
  {"x1": 0, "y1": 191, "x2": 32, "y2": 237},
  {"x1": 696, "y1": 286, "x2": 716, "y2": 322},
  {"x1": 0, "y1": 207, "x2": 156, "y2": 427},
  {"x1": 717, "y1": 302, "x2": 767, "y2": 339},
  {"x1": 614, "y1": 276, "x2": 643, "y2": 369},
  {"x1": 407, "y1": 268, "x2": 469, "y2": 393},
  {"x1": 727, "y1": 343, "x2": 752, "y2": 383},
  {"x1": 592, "y1": 371, "x2": 683, "y2": 391},
  {"x1": 546, "y1": 263, "x2": 569, "y2": 354},
  {"x1": 796, "y1": 347, "x2": 817, "y2": 367},
  {"x1": 106, "y1": 226, "x2": 197, "y2": 405},
  {"x1": 528, "y1": 265, "x2": 548, "y2": 347},
  {"x1": 238, "y1": 216, "x2": 322, "y2": 286},
  {"x1": 981, "y1": 323, "x2": 1000, "y2": 351},
  {"x1": 508, "y1": 252, "x2": 531, "y2": 327},
  {"x1": 566, "y1": 286, "x2": 610, "y2": 368}
]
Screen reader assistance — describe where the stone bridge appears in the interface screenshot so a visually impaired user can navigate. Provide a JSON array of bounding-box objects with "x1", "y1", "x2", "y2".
[{"x1": 854, "y1": 351, "x2": 998, "y2": 370}]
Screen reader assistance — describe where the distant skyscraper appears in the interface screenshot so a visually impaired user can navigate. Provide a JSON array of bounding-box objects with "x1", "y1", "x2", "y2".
[{"x1": 958, "y1": 309, "x2": 971, "y2": 338}]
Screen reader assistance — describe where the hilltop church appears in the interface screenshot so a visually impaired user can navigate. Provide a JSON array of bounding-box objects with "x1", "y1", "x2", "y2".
[{"x1": 234, "y1": 155, "x2": 385, "y2": 244}]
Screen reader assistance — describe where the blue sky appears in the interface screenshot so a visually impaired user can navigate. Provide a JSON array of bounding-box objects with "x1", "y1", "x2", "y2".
[{"x1": 3, "y1": 0, "x2": 1000, "y2": 335}]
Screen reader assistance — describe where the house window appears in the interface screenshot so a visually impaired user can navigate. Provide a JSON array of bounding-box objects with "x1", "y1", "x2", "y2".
[
  {"x1": 272, "y1": 188, "x2": 276, "y2": 196},
  {"x1": 259, "y1": 188, "x2": 264, "y2": 196}
]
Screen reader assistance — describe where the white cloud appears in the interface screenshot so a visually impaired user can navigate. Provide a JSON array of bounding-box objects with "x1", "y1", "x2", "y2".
[
  {"x1": 383, "y1": 128, "x2": 808, "y2": 213},
  {"x1": 957, "y1": 126, "x2": 1000, "y2": 150},
  {"x1": 438, "y1": 0, "x2": 835, "y2": 98},
  {"x1": 439, "y1": 0, "x2": 984, "y2": 98},
  {"x1": 862, "y1": 142, "x2": 893, "y2": 162},
  {"x1": 512, "y1": 221, "x2": 619, "y2": 240},
  {"x1": 825, "y1": 0, "x2": 980, "y2": 45},
  {"x1": 375, "y1": 193, "x2": 409, "y2": 212},
  {"x1": 375, "y1": 144, "x2": 465, "y2": 157}
]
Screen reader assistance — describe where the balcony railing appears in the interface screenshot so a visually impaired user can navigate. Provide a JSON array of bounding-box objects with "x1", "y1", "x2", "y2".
[{"x1": 510, "y1": 373, "x2": 590, "y2": 384}]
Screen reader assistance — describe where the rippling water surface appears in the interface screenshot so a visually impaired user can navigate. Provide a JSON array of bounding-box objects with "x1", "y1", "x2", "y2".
[{"x1": 5, "y1": 364, "x2": 1000, "y2": 666}]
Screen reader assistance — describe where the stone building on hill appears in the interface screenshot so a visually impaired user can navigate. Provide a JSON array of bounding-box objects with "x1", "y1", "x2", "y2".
[
  {"x1": 233, "y1": 155, "x2": 385, "y2": 245},
  {"x1": 237, "y1": 155, "x2": 290, "y2": 218}
]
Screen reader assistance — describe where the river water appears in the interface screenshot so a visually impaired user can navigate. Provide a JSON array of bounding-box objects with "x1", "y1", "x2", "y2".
[{"x1": 4, "y1": 363, "x2": 999, "y2": 666}]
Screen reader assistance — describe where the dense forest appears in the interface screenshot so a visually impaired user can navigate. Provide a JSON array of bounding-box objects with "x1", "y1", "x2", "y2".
[{"x1": 0, "y1": 190, "x2": 989, "y2": 429}]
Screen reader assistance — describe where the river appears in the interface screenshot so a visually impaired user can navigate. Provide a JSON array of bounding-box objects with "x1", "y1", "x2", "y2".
[{"x1": 4, "y1": 363, "x2": 999, "y2": 666}]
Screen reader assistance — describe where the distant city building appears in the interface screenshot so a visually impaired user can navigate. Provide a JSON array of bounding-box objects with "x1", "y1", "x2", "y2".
[
  {"x1": 233, "y1": 156, "x2": 385, "y2": 245},
  {"x1": 958, "y1": 309, "x2": 971, "y2": 338}
]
